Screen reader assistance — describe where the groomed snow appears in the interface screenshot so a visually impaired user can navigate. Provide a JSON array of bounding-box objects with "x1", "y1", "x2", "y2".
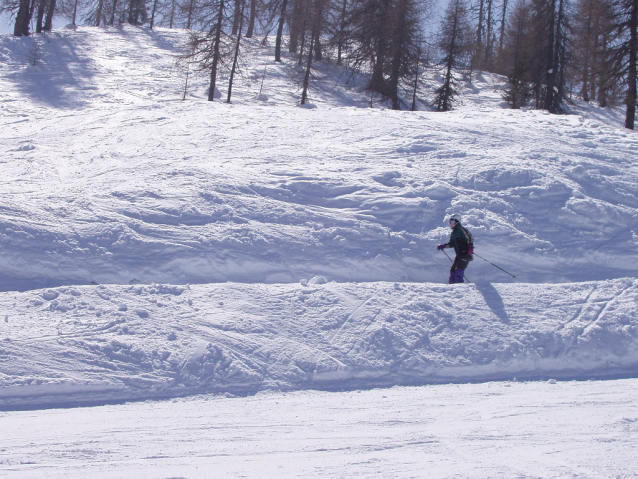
[
  {"x1": 1, "y1": 25, "x2": 637, "y2": 478},
  {"x1": 2, "y1": 380, "x2": 638, "y2": 478}
]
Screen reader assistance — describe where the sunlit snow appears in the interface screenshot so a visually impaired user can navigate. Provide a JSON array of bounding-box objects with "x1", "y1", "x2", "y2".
[{"x1": 1, "y1": 25, "x2": 637, "y2": 478}]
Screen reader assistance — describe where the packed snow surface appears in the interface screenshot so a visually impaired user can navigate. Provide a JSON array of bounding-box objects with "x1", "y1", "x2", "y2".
[
  {"x1": 2, "y1": 380, "x2": 638, "y2": 478},
  {"x1": 0, "y1": 25, "x2": 638, "y2": 477}
]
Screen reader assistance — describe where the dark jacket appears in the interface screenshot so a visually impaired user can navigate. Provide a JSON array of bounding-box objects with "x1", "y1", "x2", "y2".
[{"x1": 445, "y1": 223, "x2": 473, "y2": 257}]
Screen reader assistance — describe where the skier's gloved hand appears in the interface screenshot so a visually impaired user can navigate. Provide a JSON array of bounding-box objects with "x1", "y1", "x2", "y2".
[{"x1": 437, "y1": 244, "x2": 446, "y2": 250}]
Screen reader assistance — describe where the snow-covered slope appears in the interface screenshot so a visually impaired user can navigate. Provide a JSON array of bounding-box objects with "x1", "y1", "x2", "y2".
[{"x1": 1, "y1": 26, "x2": 637, "y2": 409}]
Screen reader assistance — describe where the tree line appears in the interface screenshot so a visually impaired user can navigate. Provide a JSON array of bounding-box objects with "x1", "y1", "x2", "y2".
[{"x1": 2, "y1": 0, "x2": 637, "y2": 128}]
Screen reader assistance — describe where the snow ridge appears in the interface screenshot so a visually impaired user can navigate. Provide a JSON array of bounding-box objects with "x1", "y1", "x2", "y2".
[{"x1": 2, "y1": 279, "x2": 637, "y2": 409}]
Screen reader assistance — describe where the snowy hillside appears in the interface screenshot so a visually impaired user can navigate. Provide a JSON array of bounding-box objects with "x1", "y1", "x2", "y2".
[{"x1": 1, "y1": 26, "x2": 638, "y2": 410}]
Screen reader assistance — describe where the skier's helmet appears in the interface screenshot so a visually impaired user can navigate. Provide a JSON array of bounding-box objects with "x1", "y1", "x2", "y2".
[{"x1": 448, "y1": 214, "x2": 462, "y2": 224}]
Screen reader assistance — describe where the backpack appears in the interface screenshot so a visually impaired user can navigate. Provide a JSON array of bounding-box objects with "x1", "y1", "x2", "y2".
[{"x1": 460, "y1": 225, "x2": 474, "y2": 259}]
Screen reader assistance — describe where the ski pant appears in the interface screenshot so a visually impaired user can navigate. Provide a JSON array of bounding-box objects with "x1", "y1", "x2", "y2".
[
  {"x1": 449, "y1": 268, "x2": 465, "y2": 284},
  {"x1": 449, "y1": 255, "x2": 471, "y2": 284}
]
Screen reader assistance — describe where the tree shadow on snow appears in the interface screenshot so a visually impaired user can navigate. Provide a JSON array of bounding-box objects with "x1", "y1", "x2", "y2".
[
  {"x1": 7, "y1": 33, "x2": 96, "y2": 109},
  {"x1": 475, "y1": 282, "x2": 510, "y2": 323}
]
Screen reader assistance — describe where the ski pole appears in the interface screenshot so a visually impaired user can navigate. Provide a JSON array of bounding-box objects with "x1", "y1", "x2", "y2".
[
  {"x1": 441, "y1": 249, "x2": 471, "y2": 283},
  {"x1": 474, "y1": 253, "x2": 516, "y2": 279}
]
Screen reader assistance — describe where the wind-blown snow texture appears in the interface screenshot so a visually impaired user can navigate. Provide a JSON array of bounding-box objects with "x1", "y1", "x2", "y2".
[{"x1": 1, "y1": 26, "x2": 637, "y2": 409}]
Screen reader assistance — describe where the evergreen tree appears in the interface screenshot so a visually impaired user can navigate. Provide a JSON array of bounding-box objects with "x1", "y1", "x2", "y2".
[
  {"x1": 275, "y1": 0, "x2": 290, "y2": 61},
  {"x1": 572, "y1": 0, "x2": 613, "y2": 102},
  {"x1": 227, "y1": 0, "x2": 245, "y2": 102},
  {"x1": 347, "y1": 0, "x2": 430, "y2": 107},
  {"x1": 500, "y1": 0, "x2": 535, "y2": 107},
  {"x1": 607, "y1": 0, "x2": 638, "y2": 128},
  {"x1": 128, "y1": 0, "x2": 148, "y2": 23},
  {"x1": 386, "y1": 0, "x2": 426, "y2": 109},
  {"x1": 182, "y1": 0, "x2": 228, "y2": 101},
  {"x1": 84, "y1": 0, "x2": 108, "y2": 26},
  {"x1": 498, "y1": 0, "x2": 511, "y2": 60},
  {"x1": 528, "y1": 0, "x2": 571, "y2": 113},
  {"x1": 434, "y1": 0, "x2": 472, "y2": 111},
  {"x1": 299, "y1": 0, "x2": 329, "y2": 103}
]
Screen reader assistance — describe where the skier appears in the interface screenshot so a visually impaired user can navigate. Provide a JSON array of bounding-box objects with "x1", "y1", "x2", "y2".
[{"x1": 437, "y1": 214, "x2": 473, "y2": 284}]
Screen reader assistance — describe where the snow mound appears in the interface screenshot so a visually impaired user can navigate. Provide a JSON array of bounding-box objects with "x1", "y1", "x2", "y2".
[{"x1": 1, "y1": 279, "x2": 637, "y2": 409}]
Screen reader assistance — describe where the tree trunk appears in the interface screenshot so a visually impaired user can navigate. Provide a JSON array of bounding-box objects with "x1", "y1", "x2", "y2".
[
  {"x1": 186, "y1": 0, "x2": 194, "y2": 29},
  {"x1": 389, "y1": 0, "x2": 407, "y2": 109},
  {"x1": 580, "y1": 0, "x2": 593, "y2": 102},
  {"x1": 300, "y1": 29, "x2": 316, "y2": 104},
  {"x1": 95, "y1": 0, "x2": 104, "y2": 25},
  {"x1": 336, "y1": 0, "x2": 347, "y2": 65},
  {"x1": 35, "y1": 0, "x2": 47, "y2": 34},
  {"x1": 437, "y1": 0, "x2": 462, "y2": 112},
  {"x1": 227, "y1": 0, "x2": 245, "y2": 102},
  {"x1": 369, "y1": 0, "x2": 390, "y2": 95},
  {"x1": 110, "y1": 0, "x2": 117, "y2": 25},
  {"x1": 498, "y1": 0, "x2": 509, "y2": 55},
  {"x1": 150, "y1": 0, "x2": 158, "y2": 28},
  {"x1": 485, "y1": 0, "x2": 494, "y2": 65},
  {"x1": 297, "y1": 20, "x2": 306, "y2": 65},
  {"x1": 372, "y1": 4, "x2": 388, "y2": 84},
  {"x1": 626, "y1": 0, "x2": 637, "y2": 129},
  {"x1": 289, "y1": 0, "x2": 303, "y2": 53},
  {"x1": 168, "y1": 0, "x2": 175, "y2": 28},
  {"x1": 543, "y1": 0, "x2": 557, "y2": 111},
  {"x1": 275, "y1": 0, "x2": 289, "y2": 61},
  {"x1": 246, "y1": 0, "x2": 256, "y2": 37},
  {"x1": 314, "y1": 30, "x2": 322, "y2": 61},
  {"x1": 128, "y1": 0, "x2": 146, "y2": 25},
  {"x1": 410, "y1": 47, "x2": 421, "y2": 111},
  {"x1": 73, "y1": 0, "x2": 81, "y2": 25},
  {"x1": 232, "y1": 0, "x2": 241, "y2": 35},
  {"x1": 554, "y1": 0, "x2": 567, "y2": 112},
  {"x1": 14, "y1": 0, "x2": 33, "y2": 36},
  {"x1": 128, "y1": 0, "x2": 134, "y2": 23},
  {"x1": 477, "y1": 0, "x2": 485, "y2": 48},
  {"x1": 42, "y1": 0, "x2": 57, "y2": 30},
  {"x1": 208, "y1": 0, "x2": 225, "y2": 101}
]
